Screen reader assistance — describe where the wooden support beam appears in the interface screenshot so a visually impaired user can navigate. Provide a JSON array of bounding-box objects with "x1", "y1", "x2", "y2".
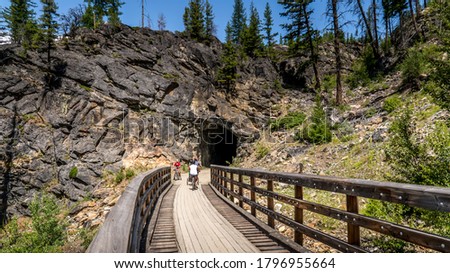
[
  {"x1": 238, "y1": 174, "x2": 244, "y2": 208},
  {"x1": 267, "y1": 180, "x2": 274, "y2": 228},
  {"x1": 294, "y1": 185, "x2": 303, "y2": 245},
  {"x1": 347, "y1": 195, "x2": 360, "y2": 246},
  {"x1": 250, "y1": 176, "x2": 256, "y2": 217}
]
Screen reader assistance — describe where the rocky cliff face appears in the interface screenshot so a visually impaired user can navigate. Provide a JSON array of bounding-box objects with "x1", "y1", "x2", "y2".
[{"x1": 0, "y1": 26, "x2": 359, "y2": 220}]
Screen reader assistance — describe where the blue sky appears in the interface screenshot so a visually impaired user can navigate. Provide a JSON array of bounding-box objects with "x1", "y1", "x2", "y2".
[{"x1": 0, "y1": 0, "x2": 363, "y2": 41}]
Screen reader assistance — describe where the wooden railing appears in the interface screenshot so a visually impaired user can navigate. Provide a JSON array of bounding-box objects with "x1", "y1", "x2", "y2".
[
  {"x1": 87, "y1": 166, "x2": 171, "y2": 253},
  {"x1": 210, "y1": 165, "x2": 450, "y2": 253}
]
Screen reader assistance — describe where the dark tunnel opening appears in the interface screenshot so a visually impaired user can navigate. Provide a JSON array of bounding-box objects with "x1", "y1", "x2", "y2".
[{"x1": 200, "y1": 123, "x2": 238, "y2": 167}]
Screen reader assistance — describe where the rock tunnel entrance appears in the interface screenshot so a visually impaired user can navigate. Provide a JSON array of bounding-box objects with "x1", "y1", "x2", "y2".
[{"x1": 200, "y1": 123, "x2": 238, "y2": 167}]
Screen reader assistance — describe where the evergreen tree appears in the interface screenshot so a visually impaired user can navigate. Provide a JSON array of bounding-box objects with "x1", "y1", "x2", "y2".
[
  {"x1": 184, "y1": 0, "x2": 205, "y2": 41},
  {"x1": 217, "y1": 40, "x2": 238, "y2": 92},
  {"x1": 107, "y1": 0, "x2": 123, "y2": 28},
  {"x1": 242, "y1": 1, "x2": 263, "y2": 57},
  {"x1": 81, "y1": 1, "x2": 95, "y2": 28},
  {"x1": 2, "y1": 0, "x2": 38, "y2": 48},
  {"x1": 297, "y1": 96, "x2": 332, "y2": 144},
  {"x1": 81, "y1": 0, "x2": 122, "y2": 29},
  {"x1": 39, "y1": 0, "x2": 59, "y2": 66},
  {"x1": 225, "y1": 21, "x2": 232, "y2": 42},
  {"x1": 230, "y1": 0, "x2": 246, "y2": 44},
  {"x1": 263, "y1": 2, "x2": 277, "y2": 48},
  {"x1": 204, "y1": 0, "x2": 215, "y2": 38},
  {"x1": 183, "y1": 7, "x2": 191, "y2": 34},
  {"x1": 280, "y1": 0, "x2": 321, "y2": 89}
]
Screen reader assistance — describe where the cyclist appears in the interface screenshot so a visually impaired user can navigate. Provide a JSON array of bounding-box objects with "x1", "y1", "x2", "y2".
[
  {"x1": 189, "y1": 160, "x2": 200, "y2": 190},
  {"x1": 173, "y1": 160, "x2": 181, "y2": 180}
]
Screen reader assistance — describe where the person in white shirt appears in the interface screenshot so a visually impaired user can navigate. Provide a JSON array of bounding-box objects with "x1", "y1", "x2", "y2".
[{"x1": 189, "y1": 160, "x2": 200, "y2": 190}]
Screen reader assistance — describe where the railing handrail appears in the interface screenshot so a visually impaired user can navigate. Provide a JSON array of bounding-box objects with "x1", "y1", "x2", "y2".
[
  {"x1": 210, "y1": 164, "x2": 450, "y2": 253},
  {"x1": 211, "y1": 165, "x2": 450, "y2": 212},
  {"x1": 87, "y1": 166, "x2": 171, "y2": 253}
]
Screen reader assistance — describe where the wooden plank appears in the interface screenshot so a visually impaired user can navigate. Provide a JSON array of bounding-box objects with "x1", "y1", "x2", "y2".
[
  {"x1": 207, "y1": 183, "x2": 310, "y2": 253},
  {"x1": 173, "y1": 171, "x2": 259, "y2": 253}
]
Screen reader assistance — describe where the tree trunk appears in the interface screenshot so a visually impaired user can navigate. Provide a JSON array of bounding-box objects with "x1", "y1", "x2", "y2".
[
  {"x1": 385, "y1": 15, "x2": 389, "y2": 53},
  {"x1": 331, "y1": 0, "x2": 343, "y2": 105},
  {"x1": 356, "y1": 0, "x2": 380, "y2": 58},
  {"x1": 372, "y1": 0, "x2": 380, "y2": 53},
  {"x1": 302, "y1": 4, "x2": 321, "y2": 90},
  {"x1": 408, "y1": 0, "x2": 421, "y2": 39},
  {"x1": 415, "y1": 0, "x2": 421, "y2": 17}
]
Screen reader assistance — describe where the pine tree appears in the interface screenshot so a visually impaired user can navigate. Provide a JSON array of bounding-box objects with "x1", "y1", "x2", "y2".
[
  {"x1": 204, "y1": 0, "x2": 215, "y2": 39},
  {"x1": 39, "y1": 0, "x2": 59, "y2": 66},
  {"x1": 230, "y1": 0, "x2": 246, "y2": 44},
  {"x1": 242, "y1": 1, "x2": 263, "y2": 57},
  {"x1": 81, "y1": 1, "x2": 95, "y2": 28},
  {"x1": 81, "y1": 0, "x2": 122, "y2": 29},
  {"x1": 280, "y1": 0, "x2": 321, "y2": 89},
  {"x1": 184, "y1": 0, "x2": 205, "y2": 41},
  {"x1": 225, "y1": 21, "x2": 232, "y2": 42},
  {"x1": 280, "y1": 0, "x2": 305, "y2": 50},
  {"x1": 217, "y1": 40, "x2": 238, "y2": 92},
  {"x1": 107, "y1": 0, "x2": 123, "y2": 28},
  {"x1": 263, "y1": 2, "x2": 277, "y2": 48},
  {"x1": 183, "y1": 7, "x2": 191, "y2": 34},
  {"x1": 2, "y1": 0, "x2": 38, "y2": 48}
]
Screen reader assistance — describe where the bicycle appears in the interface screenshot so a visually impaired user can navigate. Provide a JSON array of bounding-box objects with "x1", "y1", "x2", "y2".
[
  {"x1": 173, "y1": 167, "x2": 181, "y2": 180},
  {"x1": 191, "y1": 174, "x2": 199, "y2": 190}
]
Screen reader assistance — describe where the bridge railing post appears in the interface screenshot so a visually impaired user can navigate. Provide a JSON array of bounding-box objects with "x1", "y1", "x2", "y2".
[
  {"x1": 230, "y1": 172, "x2": 235, "y2": 203},
  {"x1": 238, "y1": 174, "x2": 243, "y2": 209},
  {"x1": 267, "y1": 180, "x2": 275, "y2": 228},
  {"x1": 294, "y1": 185, "x2": 303, "y2": 246},
  {"x1": 347, "y1": 195, "x2": 360, "y2": 246},
  {"x1": 250, "y1": 176, "x2": 256, "y2": 217}
]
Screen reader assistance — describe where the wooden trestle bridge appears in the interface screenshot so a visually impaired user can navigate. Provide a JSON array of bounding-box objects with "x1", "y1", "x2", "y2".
[{"x1": 87, "y1": 165, "x2": 450, "y2": 253}]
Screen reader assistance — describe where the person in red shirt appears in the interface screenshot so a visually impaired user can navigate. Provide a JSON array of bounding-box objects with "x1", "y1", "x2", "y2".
[{"x1": 173, "y1": 160, "x2": 181, "y2": 180}]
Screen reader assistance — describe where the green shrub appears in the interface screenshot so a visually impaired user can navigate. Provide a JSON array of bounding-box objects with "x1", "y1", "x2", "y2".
[
  {"x1": 296, "y1": 98, "x2": 332, "y2": 144},
  {"x1": 346, "y1": 46, "x2": 378, "y2": 89},
  {"x1": 69, "y1": 167, "x2": 78, "y2": 179},
  {"x1": 114, "y1": 171, "x2": 125, "y2": 184},
  {"x1": 399, "y1": 48, "x2": 428, "y2": 84},
  {"x1": 0, "y1": 194, "x2": 67, "y2": 253},
  {"x1": 270, "y1": 111, "x2": 306, "y2": 131},
  {"x1": 322, "y1": 74, "x2": 336, "y2": 93},
  {"x1": 383, "y1": 95, "x2": 402, "y2": 113},
  {"x1": 363, "y1": 109, "x2": 450, "y2": 243},
  {"x1": 255, "y1": 143, "x2": 270, "y2": 159},
  {"x1": 125, "y1": 169, "x2": 135, "y2": 180},
  {"x1": 385, "y1": 110, "x2": 450, "y2": 187}
]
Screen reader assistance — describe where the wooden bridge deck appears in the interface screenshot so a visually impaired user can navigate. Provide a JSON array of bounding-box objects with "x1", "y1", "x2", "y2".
[{"x1": 146, "y1": 169, "x2": 296, "y2": 253}]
